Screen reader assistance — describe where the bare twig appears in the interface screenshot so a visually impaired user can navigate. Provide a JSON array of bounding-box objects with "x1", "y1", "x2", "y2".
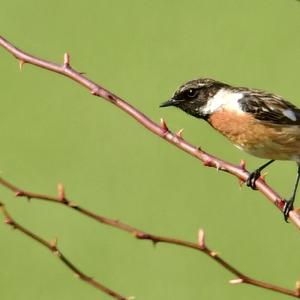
[
  {"x1": 0, "y1": 202, "x2": 128, "y2": 300},
  {"x1": 0, "y1": 36, "x2": 300, "y2": 228},
  {"x1": 1, "y1": 177, "x2": 299, "y2": 298}
]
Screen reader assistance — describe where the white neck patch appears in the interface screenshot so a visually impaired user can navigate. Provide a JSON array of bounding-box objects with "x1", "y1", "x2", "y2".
[{"x1": 202, "y1": 88, "x2": 244, "y2": 114}]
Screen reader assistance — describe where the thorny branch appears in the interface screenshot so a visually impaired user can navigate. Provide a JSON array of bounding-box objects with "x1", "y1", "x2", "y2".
[
  {"x1": 0, "y1": 201, "x2": 128, "y2": 300},
  {"x1": 0, "y1": 36, "x2": 300, "y2": 229},
  {"x1": 0, "y1": 36, "x2": 300, "y2": 298},
  {"x1": 1, "y1": 177, "x2": 300, "y2": 298}
]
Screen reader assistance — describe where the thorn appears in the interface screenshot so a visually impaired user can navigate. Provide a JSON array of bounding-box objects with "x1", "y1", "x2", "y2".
[
  {"x1": 15, "y1": 191, "x2": 25, "y2": 197},
  {"x1": 238, "y1": 160, "x2": 247, "y2": 187},
  {"x1": 151, "y1": 240, "x2": 158, "y2": 247},
  {"x1": 4, "y1": 217, "x2": 13, "y2": 225},
  {"x1": 210, "y1": 251, "x2": 218, "y2": 257},
  {"x1": 198, "y1": 228, "x2": 205, "y2": 250},
  {"x1": 68, "y1": 201, "x2": 78, "y2": 208},
  {"x1": 126, "y1": 296, "x2": 135, "y2": 300},
  {"x1": 91, "y1": 88, "x2": 99, "y2": 96},
  {"x1": 133, "y1": 231, "x2": 141, "y2": 238},
  {"x1": 229, "y1": 278, "x2": 244, "y2": 284},
  {"x1": 238, "y1": 178, "x2": 244, "y2": 189},
  {"x1": 57, "y1": 183, "x2": 65, "y2": 201},
  {"x1": 239, "y1": 159, "x2": 246, "y2": 171},
  {"x1": 215, "y1": 161, "x2": 221, "y2": 171},
  {"x1": 107, "y1": 94, "x2": 117, "y2": 102},
  {"x1": 134, "y1": 231, "x2": 149, "y2": 239},
  {"x1": 160, "y1": 118, "x2": 169, "y2": 132},
  {"x1": 238, "y1": 177, "x2": 244, "y2": 188},
  {"x1": 50, "y1": 237, "x2": 58, "y2": 249},
  {"x1": 275, "y1": 198, "x2": 286, "y2": 210},
  {"x1": 175, "y1": 128, "x2": 184, "y2": 138},
  {"x1": 63, "y1": 52, "x2": 70, "y2": 67},
  {"x1": 203, "y1": 158, "x2": 213, "y2": 167},
  {"x1": 53, "y1": 250, "x2": 61, "y2": 257},
  {"x1": 19, "y1": 59, "x2": 25, "y2": 71},
  {"x1": 260, "y1": 171, "x2": 268, "y2": 182},
  {"x1": 295, "y1": 281, "x2": 300, "y2": 296}
]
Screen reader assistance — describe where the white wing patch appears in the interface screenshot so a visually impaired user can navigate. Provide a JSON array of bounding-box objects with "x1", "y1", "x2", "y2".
[
  {"x1": 202, "y1": 88, "x2": 244, "y2": 114},
  {"x1": 282, "y1": 109, "x2": 297, "y2": 121}
]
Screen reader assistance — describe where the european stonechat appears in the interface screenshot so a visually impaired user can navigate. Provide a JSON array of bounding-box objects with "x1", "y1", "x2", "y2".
[{"x1": 160, "y1": 78, "x2": 300, "y2": 221}]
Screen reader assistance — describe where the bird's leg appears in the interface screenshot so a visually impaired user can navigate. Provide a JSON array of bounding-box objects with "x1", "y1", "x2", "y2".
[
  {"x1": 246, "y1": 160, "x2": 275, "y2": 190},
  {"x1": 283, "y1": 164, "x2": 300, "y2": 222}
]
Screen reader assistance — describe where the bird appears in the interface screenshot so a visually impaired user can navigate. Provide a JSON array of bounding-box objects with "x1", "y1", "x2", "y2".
[{"x1": 160, "y1": 78, "x2": 300, "y2": 221}]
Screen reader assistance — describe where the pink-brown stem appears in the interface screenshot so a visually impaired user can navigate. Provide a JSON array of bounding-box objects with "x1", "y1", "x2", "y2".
[
  {"x1": 0, "y1": 201, "x2": 128, "y2": 300},
  {"x1": 1, "y1": 36, "x2": 300, "y2": 298},
  {"x1": 1, "y1": 35, "x2": 299, "y2": 228},
  {"x1": 0, "y1": 177, "x2": 299, "y2": 298}
]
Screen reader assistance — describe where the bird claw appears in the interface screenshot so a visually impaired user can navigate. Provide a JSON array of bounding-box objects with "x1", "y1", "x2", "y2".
[
  {"x1": 246, "y1": 170, "x2": 261, "y2": 190},
  {"x1": 283, "y1": 199, "x2": 294, "y2": 222}
]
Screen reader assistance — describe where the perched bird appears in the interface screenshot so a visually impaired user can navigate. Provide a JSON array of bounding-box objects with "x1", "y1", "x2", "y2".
[{"x1": 160, "y1": 78, "x2": 300, "y2": 221}]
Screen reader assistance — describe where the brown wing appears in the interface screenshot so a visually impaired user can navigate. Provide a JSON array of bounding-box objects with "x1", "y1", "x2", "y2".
[{"x1": 237, "y1": 89, "x2": 300, "y2": 125}]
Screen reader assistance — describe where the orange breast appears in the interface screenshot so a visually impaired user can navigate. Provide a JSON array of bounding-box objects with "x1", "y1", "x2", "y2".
[{"x1": 208, "y1": 109, "x2": 300, "y2": 161}]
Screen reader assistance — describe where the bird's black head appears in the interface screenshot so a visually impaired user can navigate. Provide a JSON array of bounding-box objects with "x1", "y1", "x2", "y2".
[{"x1": 160, "y1": 78, "x2": 228, "y2": 119}]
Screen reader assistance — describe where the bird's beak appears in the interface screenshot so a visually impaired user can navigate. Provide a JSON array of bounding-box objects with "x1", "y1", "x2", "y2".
[{"x1": 159, "y1": 98, "x2": 178, "y2": 107}]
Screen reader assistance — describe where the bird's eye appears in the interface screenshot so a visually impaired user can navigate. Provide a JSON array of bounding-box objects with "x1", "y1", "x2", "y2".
[{"x1": 185, "y1": 88, "x2": 198, "y2": 98}]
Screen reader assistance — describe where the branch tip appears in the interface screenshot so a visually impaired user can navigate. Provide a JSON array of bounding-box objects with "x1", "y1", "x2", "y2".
[
  {"x1": 229, "y1": 278, "x2": 244, "y2": 284},
  {"x1": 198, "y1": 228, "x2": 206, "y2": 250}
]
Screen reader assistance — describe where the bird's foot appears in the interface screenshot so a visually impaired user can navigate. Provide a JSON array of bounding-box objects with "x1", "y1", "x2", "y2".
[
  {"x1": 283, "y1": 199, "x2": 294, "y2": 222},
  {"x1": 246, "y1": 170, "x2": 261, "y2": 190}
]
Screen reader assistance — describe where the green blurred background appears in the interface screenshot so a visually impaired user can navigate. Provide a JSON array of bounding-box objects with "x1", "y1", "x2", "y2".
[{"x1": 0, "y1": 1, "x2": 300, "y2": 299}]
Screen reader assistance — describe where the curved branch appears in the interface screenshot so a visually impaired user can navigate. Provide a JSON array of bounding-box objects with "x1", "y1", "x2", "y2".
[
  {"x1": 0, "y1": 36, "x2": 299, "y2": 228},
  {"x1": 1, "y1": 36, "x2": 299, "y2": 229},
  {"x1": 0, "y1": 202, "x2": 128, "y2": 300},
  {"x1": 1, "y1": 177, "x2": 300, "y2": 298}
]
